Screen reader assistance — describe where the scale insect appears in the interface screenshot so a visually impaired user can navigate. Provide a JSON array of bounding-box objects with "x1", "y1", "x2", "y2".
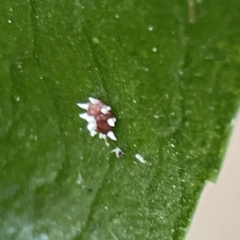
[{"x1": 77, "y1": 97, "x2": 117, "y2": 144}]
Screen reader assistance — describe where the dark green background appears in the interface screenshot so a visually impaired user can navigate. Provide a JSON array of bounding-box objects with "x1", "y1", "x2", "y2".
[{"x1": 1, "y1": 0, "x2": 240, "y2": 239}]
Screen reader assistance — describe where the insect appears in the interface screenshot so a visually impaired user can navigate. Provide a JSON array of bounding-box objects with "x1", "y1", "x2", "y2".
[
  {"x1": 77, "y1": 97, "x2": 117, "y2": 144},
  {"x1": 111, "y1": 147, "x2": 124, "y2": 158}
]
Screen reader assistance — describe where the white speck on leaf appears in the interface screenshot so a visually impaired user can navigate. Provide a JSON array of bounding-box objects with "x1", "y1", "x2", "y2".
[
  {"x1": 135, "y1": 153, "x2": 147, "y2": 163},
  {"x1": 148, "y1": 25, "x2": 153, "y2": 31},
  {"x1": 77, "y1": 173, "x2": 83, "y2": 184},
  {"x1": 111, "y1": 147, "x2": 124, "y2": 158},
  {"x1": 152, "y1": 47, "x2": 157, "y2": 52}
]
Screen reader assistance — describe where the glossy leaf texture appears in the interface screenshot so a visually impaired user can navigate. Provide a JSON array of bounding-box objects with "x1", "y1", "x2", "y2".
[{"x1": 1, "y1": 0, "x2": 240, "y2": 239}]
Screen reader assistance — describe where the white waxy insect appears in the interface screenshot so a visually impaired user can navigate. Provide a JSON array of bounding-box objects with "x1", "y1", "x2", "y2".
[
  {"x1": 111, "y1": 147, "x2": 124, "y2": 158},
  {"x1": 77, "y1": 97, "x2": 117, "y2": 145},
  {"x1": 135, "y1": 153, "x2": 147, "y2": 163}
]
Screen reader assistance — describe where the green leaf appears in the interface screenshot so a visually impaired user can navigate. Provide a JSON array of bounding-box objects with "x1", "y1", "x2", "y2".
[{"x1": 1, "y1": 0, "x2": 240, "y2": 239}]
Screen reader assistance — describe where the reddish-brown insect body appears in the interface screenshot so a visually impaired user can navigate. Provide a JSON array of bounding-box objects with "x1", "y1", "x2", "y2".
[{"x1": 77, "y1": 97, "x2": 117, "y2": 142}]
